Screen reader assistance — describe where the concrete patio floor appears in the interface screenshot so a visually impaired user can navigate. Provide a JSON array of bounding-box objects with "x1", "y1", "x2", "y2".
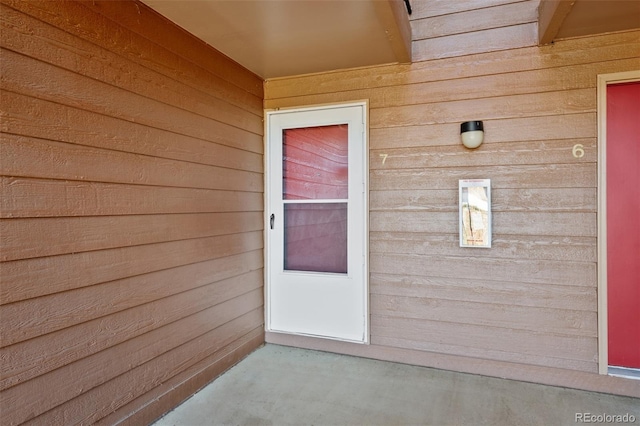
[{"x1": 153, "y1": 344, "x2": 640, "y2": 426}]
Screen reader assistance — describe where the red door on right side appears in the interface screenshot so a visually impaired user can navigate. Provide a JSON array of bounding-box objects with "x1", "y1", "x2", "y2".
[{"x1": 607, "y1": 80, "x2": 640, "y2": 370}]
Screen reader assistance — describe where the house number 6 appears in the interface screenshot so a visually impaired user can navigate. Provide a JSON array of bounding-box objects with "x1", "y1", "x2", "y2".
[{"x1": 572, "y1": 144, "x2": 585, "y2": 158}]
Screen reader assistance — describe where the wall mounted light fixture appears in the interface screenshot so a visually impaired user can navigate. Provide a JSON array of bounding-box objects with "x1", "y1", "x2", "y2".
[{"x1": 461, "y1": 121, "x2": 484, "y2": 149}]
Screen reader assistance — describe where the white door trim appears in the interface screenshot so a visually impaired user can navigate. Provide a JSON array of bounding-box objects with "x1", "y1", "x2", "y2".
[
  {"x1": 263, "y1": 101, "x2": 369, "y2": 343},
  {"x1": 596, "y1": 70, "x2": 640, "y2": 375}
]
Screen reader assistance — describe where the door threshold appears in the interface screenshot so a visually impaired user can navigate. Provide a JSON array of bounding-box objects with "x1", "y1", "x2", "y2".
[{"x1": 608, "y1": 366, "x2": 640, "y2": 380}]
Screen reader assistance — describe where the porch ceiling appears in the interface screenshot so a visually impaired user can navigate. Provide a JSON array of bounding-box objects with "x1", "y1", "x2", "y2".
[
  {"x1": 538, "y1": 0, "x2": 640, "y2": 44},
  {"x1": 141, "y1": 0, "x2": 412, "y2": 79},
  {"x1": 141, "y1": 0, "x2": 639, "y2": 79}
]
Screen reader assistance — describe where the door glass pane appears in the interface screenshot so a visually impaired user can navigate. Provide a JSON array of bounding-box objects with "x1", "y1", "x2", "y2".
[
  {"x1": 283, "y1": 125, "x2": 348, "y2": 200},
  {"x1": 284, "y1": 203, "x2": 347, "y2": 273}
]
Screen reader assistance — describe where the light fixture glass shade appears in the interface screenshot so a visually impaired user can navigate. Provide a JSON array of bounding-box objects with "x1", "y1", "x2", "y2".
[{"x1": 461, "y1": 121, "x2": 484, "y2": 149}]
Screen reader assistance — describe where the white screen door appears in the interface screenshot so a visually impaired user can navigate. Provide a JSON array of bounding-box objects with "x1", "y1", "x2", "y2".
[{"x1": 266, "y1": 103, "x2": 368, "y2": 343}]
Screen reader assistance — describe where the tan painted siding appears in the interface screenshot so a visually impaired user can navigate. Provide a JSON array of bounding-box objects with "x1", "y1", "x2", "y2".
[
  {"x1": 0, "y1": 1, "x2": 264, "y2": 424},
  {"x1": 265, "y1": 0, "x2": 640, "y2": 396}
]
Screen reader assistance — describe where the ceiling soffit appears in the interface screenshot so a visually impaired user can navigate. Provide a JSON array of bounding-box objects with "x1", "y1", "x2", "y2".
[{"x1": 142, "y1": 0, "x2": 412, "y2": 79}]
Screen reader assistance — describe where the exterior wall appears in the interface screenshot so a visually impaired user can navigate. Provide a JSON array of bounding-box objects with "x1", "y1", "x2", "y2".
[
  {"x1": 0, "y1": 1, "x2": 264, "y2": 424},
  {"x1": 265, "y1": 0, "x2": 640, "y2": 397}
]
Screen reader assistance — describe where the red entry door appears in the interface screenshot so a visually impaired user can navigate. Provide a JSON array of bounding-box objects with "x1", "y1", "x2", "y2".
[{"x1": 607, "y1": 81, "x2": 640, "y2": 369}]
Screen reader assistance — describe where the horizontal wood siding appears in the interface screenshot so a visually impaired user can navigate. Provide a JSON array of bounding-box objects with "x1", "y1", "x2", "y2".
[
  {"x1": 0, "y1": 1, "x2": 264, "y2": 424},
  {"x1": 265, "y1": 0, "x2": 640, "y2": 396}
]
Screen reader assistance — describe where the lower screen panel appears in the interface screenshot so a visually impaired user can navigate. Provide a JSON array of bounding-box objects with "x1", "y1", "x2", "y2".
[{"x1": 284, "y1": 203, "x2": 347, "y2": 274}]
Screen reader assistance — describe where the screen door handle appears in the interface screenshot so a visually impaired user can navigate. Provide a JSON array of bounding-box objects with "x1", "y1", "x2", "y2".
[{"x1": 270, "y1": 214, "x2": 275, "y2": 230}]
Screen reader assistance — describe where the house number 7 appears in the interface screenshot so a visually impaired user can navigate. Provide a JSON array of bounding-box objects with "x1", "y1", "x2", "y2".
[{"x1": 572, "y1": 144, "x2": 585, "y2": 158}]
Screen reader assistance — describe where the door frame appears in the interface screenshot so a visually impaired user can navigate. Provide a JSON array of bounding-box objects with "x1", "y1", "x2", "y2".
[
  {"x1": 263, "y1": 100, "x2": 370, "y2": 342},
  {"x1": 596, "y1": 70, "x2": 640, "y2": 375}
]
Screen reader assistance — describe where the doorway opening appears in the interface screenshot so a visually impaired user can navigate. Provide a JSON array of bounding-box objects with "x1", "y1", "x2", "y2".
[
  {"x1": 265, "y1": 102, "x2": 369, "y2": 343},
  {"x1": 597, "y1": 71, "x2": 640, "y2": 379}
]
